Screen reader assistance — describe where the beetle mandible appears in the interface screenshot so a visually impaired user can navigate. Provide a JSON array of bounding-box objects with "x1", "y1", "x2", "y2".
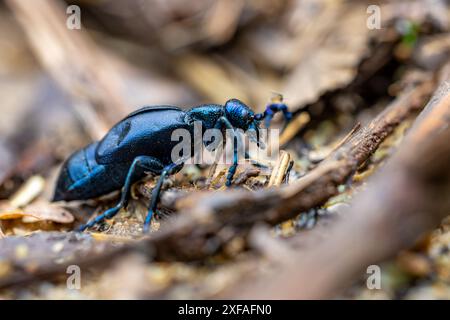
[{"x1": 53, "y1": 99, "x2": 290, "y2": 233}]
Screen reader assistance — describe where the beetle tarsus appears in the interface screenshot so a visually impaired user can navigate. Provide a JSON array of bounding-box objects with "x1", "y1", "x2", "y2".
[
  {"x1": 78, "y1": 205, "x2": 121, "y2": 232},
  {"x1": 143, "y1": 210, "x2": 154, "y2": 233}
]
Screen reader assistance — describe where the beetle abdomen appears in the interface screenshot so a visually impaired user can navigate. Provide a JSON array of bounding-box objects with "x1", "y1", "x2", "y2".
[
  {"x1": 95, "y1": 107, "x2": 191, "y2": 165},
  {"x1": 52, "y1": 142, "x2": 127, "y2": 201}
]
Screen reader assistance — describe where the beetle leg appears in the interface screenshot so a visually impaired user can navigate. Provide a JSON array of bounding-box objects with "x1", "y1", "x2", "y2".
[
  {"x1": 143, "y1": 162, "x2": 184, "y2": 233},
  {"x1": 264, "y1": 111, "x2": 274, "y2": 128},
  {"x1": 215, "y1": 116, "x2": 244, "y2": 187},
  {"x1": 279, "y1": 103, "x2": 292, "y2": 124},
  {"x1": 78, "y1": 156, "x2": 164, "y2": 232},
  {"x1": 226, "y1": 134, "x2": 239, "y2": 187},
  {"x1": 77, "y1": 204, "x2": 121, "y2": 232}
]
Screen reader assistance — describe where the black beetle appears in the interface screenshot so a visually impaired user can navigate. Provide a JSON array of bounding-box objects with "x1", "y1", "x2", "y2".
[{"x1": 53, "y1": 99, "x2": 290, "y2": 233}]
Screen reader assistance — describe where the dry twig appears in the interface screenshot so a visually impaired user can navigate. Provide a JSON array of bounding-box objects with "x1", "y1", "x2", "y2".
[{"x1": 233, "y1": 79, "x2": 450, "y2": 299}]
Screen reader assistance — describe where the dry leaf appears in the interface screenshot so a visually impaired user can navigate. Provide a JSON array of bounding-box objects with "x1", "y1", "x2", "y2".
[
  {"x1": 0, "y1": 210, "x2": 39, "y2": 221},
  {"x1": 21, "y1": 201, "x2": 74, "y2": 224},
  {"x1": 281, "y1": 1, "x2": 371, "y2": 109},
  {"x1": 0, "y1": 201, "x2": 74, "y2": 224}
]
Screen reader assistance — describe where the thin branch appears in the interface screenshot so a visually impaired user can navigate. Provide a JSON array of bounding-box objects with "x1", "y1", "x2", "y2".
[{"x1": 233, "y1": 79, "x2": 450, "y2": 299}]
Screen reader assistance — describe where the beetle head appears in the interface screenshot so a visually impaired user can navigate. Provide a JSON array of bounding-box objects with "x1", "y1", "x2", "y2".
[{"x1": 224, "y1": 99, "x2": 261, "y2": 147}]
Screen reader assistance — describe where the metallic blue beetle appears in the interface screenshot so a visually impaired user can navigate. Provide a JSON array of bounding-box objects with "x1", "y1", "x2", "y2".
[{"x1": 53, "y1": 99, "x2": 290, "y2": 233}]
